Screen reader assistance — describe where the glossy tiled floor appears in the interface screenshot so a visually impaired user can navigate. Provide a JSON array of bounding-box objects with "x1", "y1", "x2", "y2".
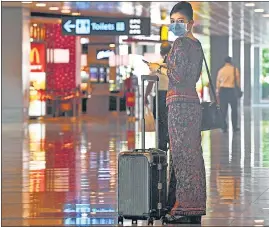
[{"x1": 2, "y1": 107, "x2": 269, "y2": 226}]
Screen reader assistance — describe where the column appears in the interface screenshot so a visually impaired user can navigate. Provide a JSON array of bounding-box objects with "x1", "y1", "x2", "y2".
[
  {"x1": 253, "y1": 47, "x2": 261, "y2": 105},
  {"x1": 244, "y1": 43, "x2": 251, "y2": 106},
  {"x1": 232, "y1": 40, "x2": 241, "y2": 71},
  {"x1": 75, "y1": 37, "x2": 82, "y2": 116},
  {"x1": 2, "y1": 6, "x2": 30, "y2": 123},
  {"x1": 209, "y1": 2, "x2": 229, "y2": 89},
  {"x1": 243, "y1": 5, "x2": 252, "y2": 107},
  {"x1": 2, "y1": 6, "x2": 30, "y2": 226},
  {"x1": 244, "y1": 43, "x2": 252, "y2": 170},
  {"x1": 210, "y1": 36, "x2": 229, "y2": 85}
]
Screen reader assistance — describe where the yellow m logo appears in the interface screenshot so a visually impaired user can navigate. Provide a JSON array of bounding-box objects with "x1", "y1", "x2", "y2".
[{"x1": 30, "y1": 47, "x2": 40, "y2": 64}]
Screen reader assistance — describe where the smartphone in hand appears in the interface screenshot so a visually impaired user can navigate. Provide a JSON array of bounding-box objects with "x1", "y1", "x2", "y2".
[{"x1": 142, "y1": 59, "x2": 149, "y2": 65}]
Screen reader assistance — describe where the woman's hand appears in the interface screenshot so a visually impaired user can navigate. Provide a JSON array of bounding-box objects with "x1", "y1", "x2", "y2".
[{"x1": 148, "y1": 63, "x2": 160, "y2": 73}]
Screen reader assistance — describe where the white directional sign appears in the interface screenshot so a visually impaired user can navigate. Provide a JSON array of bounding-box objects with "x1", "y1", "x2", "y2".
[
  {"x1": 61, "y1": 16, "x2": 151, "y2": 36},
  {"x1": 63, "y1": 20, "x2": 76, "y2": 33},
  {"x1": 75, "y1": 19, "x2": 91, "y2": 34}
]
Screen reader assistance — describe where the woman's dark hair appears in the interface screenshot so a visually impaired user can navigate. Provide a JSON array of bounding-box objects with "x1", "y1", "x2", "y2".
[{"x1": 170, "y1": 1, "x2": 193, "y2": 21}]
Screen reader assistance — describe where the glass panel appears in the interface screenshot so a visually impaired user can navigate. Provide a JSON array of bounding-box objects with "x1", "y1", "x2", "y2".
[{"x1": 261, "y1": 47, "x2": 269, "y2": 101}]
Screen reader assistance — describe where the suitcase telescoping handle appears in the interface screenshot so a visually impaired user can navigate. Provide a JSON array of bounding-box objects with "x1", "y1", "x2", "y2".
[{"x1": 141, "y1": 75, "x2": 159, "y2": 150}]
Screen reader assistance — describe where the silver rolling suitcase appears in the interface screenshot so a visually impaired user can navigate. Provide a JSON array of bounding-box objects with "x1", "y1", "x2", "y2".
[{"x1": 118, "y1": 75, "x2": 168, "y2": 225}]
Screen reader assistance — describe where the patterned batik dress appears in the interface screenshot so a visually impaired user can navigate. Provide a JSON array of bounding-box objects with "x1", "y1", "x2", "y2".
[{"x1": 166, "y1": 37, "x2": 207, "y2": 216}]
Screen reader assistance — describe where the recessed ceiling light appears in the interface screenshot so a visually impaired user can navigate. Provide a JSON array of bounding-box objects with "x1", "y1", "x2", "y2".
[
  {"x1": 109, "y1": 44, "x2": 116, "y2": 48},
  {"x1": 245, "y1": 3, "x2": 255, "y2": 7},
  {"x1": 36, "y1": 3, "x2": 46, "y2": 7},
  {"x1": 254, "y1": 220, "x2": 264, "y2": 223},
  {"x1": 62, "y1": 5, "x2": 70, "y2": 10},
  {"x1": 61, "y1": 9, "x2": 71, "y2": 14},
  {"x1": 49, "y1": 7, "x2": 59, "y2": 11},
  {"x1": 72, "y1": 12, "x2": 81, "y2": 16},
  {"x1": 254, "y1": 9, "x2": 265, "y2": 13},
  {"x1": 33, "y1": 23, "x2": 37, "y2": 27},
  {"x1": 263, "y1": 14, "x2": 269, "y2": 17}
]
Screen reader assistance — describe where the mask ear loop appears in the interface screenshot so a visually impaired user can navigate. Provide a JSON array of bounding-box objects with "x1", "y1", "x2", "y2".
[
  {"x1": 185, "y1": 21, "x2": 190, "y2": 33},
  {"x1": 185, "y1": 23, "x2": 190, "y2": 35}
]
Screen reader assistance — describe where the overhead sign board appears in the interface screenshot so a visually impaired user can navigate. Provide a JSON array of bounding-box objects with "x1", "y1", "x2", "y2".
[{"x1": 62, "y1": 16, "x2": 151, "y2": 36}]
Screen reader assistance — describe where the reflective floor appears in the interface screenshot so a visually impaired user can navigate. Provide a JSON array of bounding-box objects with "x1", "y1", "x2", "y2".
[{"x1": 2, "y1": 107, "x2": 269, "y2": 226}]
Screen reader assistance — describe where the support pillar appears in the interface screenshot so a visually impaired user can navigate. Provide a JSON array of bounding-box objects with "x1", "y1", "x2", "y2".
[
  {"x1": 2, "y1": 6, "x2": 30, "y2": 226},
  {"x1": 210, "y1": 35, "x2": 229, "y2": 86},
  {"x1": 2, "y1": 6, "x2": 30, "y2": 123}
]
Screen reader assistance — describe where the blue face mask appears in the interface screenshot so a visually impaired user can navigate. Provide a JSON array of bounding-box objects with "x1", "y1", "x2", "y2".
[{"x1": 169, "y1": 22, "x2": 188, "y2": 37}]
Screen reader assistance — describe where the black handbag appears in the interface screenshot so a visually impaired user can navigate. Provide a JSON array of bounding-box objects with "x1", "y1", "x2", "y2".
[
  {"x1": 200, "y1": 49, "x2": 225, "y2": 131},
  {"x1": 234, "y1": 66, "x2": 243, "y2": 98}
]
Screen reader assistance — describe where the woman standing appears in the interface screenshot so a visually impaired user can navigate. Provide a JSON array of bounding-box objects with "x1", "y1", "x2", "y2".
[{"x1": 148, "y1": 1, "x2": 206, "y2": 224}]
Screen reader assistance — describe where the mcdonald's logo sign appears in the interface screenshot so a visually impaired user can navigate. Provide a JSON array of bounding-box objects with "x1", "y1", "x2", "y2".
[
  {"x1": 30, "y1": 48, "x2": 40, "y2": 64},
  {"x1": 30, "y1": 43, "x2": 45, "y2": 73}
]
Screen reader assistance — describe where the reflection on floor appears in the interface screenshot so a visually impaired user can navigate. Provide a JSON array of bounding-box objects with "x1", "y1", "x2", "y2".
[{"x1": 2, "y1": 107, "x2": 269, "y2": 226}]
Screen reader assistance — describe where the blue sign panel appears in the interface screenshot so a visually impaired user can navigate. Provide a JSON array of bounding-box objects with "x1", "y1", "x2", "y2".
[{"x1": 62, "y1": 16, "x2": 151, "y2": 36}]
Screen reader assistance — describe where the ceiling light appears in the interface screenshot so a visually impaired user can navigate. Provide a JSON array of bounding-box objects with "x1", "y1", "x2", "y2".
[
  {"x1": 62, "y1": 5, "x2": 70, "y2": 10},
  {"x1": 109, "y1": 44, "x2": 116, "y2": 48},
  {"x1": 254, "y1": 220, "x2": 264, "y2": 223},
  {"x1": 33, "y1": 23, "x2": 37, "y2": 27},
  {"x1": 245, "y1": 3, "x2": 255, "y2": 7},
  {"x1": 61, "y1": 9, "x2": 71, "y2": 13},
  {"x1": 263, "y1": 14, "x2": 269, "y2": 17},
  {"x1": 254, "y1": 9, "x2": 265, "y2": 13},
  {"x1": 72, "y1": 12, "x2": 81, "y2": 16},
  {"x1": 49, "y1": 6, "x2": 59, "y2": 11},
  {"x1": 36, "y1": 3, "x2": 46, "y2": 7}
]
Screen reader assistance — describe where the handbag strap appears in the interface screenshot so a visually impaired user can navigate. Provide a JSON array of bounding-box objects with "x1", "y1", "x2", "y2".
[
  {"x1": 200, "y1": 72, "x2": 204, "y2": 102},
  {"x1": 201, "y1": 48, "x2": 218, "y2": 103}
]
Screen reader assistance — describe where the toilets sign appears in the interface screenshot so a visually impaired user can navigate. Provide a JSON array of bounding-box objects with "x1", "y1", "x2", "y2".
[{"x1": 62, "y1": 16, "x2": 151, "y2": 36}]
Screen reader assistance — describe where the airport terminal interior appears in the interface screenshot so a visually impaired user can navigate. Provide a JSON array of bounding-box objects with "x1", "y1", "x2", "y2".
[{"x1": 1, "y1": 1, "x2": 269, "y2": 226}]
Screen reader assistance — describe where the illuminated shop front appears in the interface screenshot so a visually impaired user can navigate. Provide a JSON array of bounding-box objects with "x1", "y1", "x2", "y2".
[
  {"x1": 29, "y1": 23, "x2": 47, "y2": 117},
  {"x1": 28, "y1": 20, "x2": 81, "y2": 117}
]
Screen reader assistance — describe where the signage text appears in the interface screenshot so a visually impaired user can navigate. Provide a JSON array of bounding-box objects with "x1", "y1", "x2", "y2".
[{"x1": 62, "y1": 16, "x2": 151, "y2": 36}]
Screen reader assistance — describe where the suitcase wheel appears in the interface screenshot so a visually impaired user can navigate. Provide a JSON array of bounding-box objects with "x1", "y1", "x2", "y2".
[
  {"x1": 161, "y1": 216, "x2": 167, "y2": 225},
  {"x1": 118, "y1": 216, "x2": 123, "y2": 225},
  {"x1": 147, "y1": 217, "x2": 154, "y2": 226}
]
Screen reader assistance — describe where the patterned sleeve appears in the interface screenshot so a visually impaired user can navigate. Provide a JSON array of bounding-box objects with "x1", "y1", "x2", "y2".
[{"x1": 168, "y1": 37, "x2": 187, "y2": 84}]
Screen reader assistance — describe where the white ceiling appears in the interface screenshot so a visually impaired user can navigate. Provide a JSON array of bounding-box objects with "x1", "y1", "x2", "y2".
[
  {"x1": 153, "y1": 1, "x2": 269, "y2": 44},
  {"x1": 2, "y1": 1, "x2": 269, "y2": 44}
]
